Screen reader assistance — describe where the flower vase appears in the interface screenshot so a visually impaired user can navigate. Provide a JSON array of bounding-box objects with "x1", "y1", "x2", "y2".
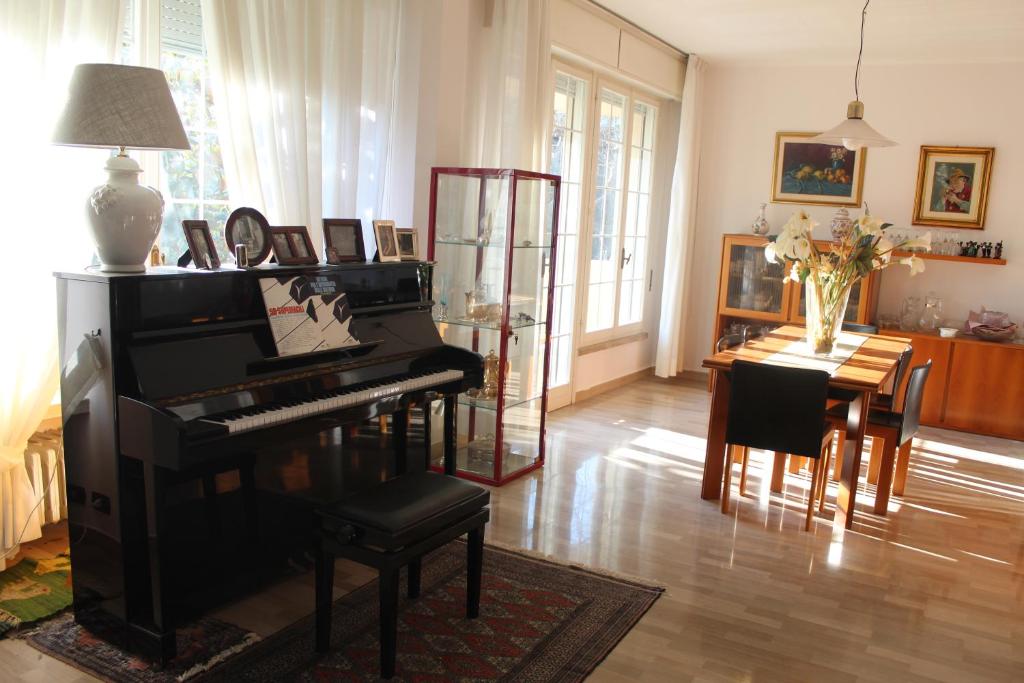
[{"x1": 805, "y1": 282, "x2": 853, "y2": 356}]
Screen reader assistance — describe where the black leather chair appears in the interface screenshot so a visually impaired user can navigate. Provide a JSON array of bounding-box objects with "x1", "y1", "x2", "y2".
[
  {"x1": 722, "y1": 360, "x2": 833, "y2": 531},
  {"x1": 316, "y1": 471, "x2": 490, "y2": 679},
  {"x1": 829, "y1": 344, "x2": 914, "y2": 482},
  {"x1": 841, "y1": 322, "x2": 879, "y2": 334},
  {"x1": 825, "y1": 361, "x2": 932, "y2": 515}
]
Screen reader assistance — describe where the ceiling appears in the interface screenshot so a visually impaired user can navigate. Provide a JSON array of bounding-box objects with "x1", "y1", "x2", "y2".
[{"x1": 596, "y1": 0, "x2": 1024, "y2": 65}]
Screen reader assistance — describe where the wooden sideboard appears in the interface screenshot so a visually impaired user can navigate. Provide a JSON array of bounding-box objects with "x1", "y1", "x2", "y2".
[{"x1": 882, "y1": 328, "x2": 1024, "y2": 441}]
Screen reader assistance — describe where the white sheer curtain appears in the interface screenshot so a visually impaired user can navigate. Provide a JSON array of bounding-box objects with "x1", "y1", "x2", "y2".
[
  {"x1": 655, "y1": 55, "x2": 705, "y2": 378},
  {"x1": 462, "y1": 0, "x2": 551, "y2": 170},
  {"x1": 202, "y1": 0, "x2": 401, "y2": 254},
  {"x1": 0, "y1": 0, "x2": 122, "y2": 570}
]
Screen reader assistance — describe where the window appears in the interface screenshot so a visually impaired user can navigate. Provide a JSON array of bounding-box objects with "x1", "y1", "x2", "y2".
[
  {"x1": 548, "y1": 71, "x2": 588, "y2": 389},
  {"x1": 121, "y1": 0, "x2": 231, "y2": 263},
  {"x1": 584, "y1": 85, "x2": 657, "y2": 337}
]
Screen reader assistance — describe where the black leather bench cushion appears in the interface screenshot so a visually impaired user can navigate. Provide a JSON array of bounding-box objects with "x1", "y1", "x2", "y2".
[{"x1": 322, "y1": 471, "x2": 489, "y2": 540}]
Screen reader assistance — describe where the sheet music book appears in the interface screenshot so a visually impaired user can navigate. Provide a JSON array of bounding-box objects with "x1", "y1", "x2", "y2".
[{"x1": 259, "y1": 274, "x2": 360, "y2": 356}]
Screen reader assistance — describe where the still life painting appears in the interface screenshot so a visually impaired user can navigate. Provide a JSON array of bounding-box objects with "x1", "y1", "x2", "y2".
[
  {"x1": 771, "y1": 132, "x2": 866, "y2": 207},
  {"x1": 912, "y1": 145, "x2": 994, "y2": 229}
]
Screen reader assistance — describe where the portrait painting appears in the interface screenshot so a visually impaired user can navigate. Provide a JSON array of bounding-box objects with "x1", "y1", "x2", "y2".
[
  {"x1": 913, "y1": 146, "x2": 994, "y2": 229},
  {"x1": 272, "y1": 232, "x2": 293, "y2": 260},
  {"x1": 771, "y1": 132, "x2": 866, "y2": 207}
]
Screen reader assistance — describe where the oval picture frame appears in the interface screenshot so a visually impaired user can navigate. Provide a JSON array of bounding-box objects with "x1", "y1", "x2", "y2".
[{"x1": 225, "y1": 207, "x2": 272, "y2": 265}]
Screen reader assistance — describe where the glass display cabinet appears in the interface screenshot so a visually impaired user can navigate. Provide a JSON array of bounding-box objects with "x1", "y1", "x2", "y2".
[
  {"x1": 427, "y1": 167, "x2": 561, "y2": 485},
  {"x1": 713, "y1": 234, "x2": 879, "y2": 353}
]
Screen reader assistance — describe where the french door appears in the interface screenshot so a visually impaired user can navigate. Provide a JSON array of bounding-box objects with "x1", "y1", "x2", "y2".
[{"x1": 546, "y1": 62, "x2": 659, "y2": 411}]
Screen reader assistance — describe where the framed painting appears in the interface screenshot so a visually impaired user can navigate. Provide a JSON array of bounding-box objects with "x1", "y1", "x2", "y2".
[
  {"x1": 912, "y1": 145, "x2": 994, "y2": 229},
  {"x1": 770, "y1": 132, "x2": 866, "y2": 207}
]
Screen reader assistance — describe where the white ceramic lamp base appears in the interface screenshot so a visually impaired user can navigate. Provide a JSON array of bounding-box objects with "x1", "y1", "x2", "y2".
[{"x1": 87, "y1": 155, "x2": 164, "y2": 273}]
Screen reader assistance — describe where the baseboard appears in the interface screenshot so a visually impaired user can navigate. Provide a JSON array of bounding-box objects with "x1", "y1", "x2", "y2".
[{"x1": 573, "y1": 367, "x2": 653, "y2": 404}]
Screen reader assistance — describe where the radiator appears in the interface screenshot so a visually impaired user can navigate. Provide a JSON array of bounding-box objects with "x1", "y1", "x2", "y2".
[{"x1": 23, "y1": 430, "x2": 66, "y2": 527}]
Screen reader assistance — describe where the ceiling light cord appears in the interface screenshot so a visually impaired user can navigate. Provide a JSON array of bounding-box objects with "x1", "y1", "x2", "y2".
[{"x1": 854, "y1": 0, "x2": 870, "y2": 101}]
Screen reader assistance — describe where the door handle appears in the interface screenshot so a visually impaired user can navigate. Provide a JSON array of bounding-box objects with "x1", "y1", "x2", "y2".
[{"x1": 621, "y1": 248, "x2": 632, "y2": 269}]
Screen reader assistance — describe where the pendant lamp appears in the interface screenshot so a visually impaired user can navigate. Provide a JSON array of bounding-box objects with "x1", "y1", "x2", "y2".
[{"x1": 812, "y1": 0, "x2": 896, "y2": 151}]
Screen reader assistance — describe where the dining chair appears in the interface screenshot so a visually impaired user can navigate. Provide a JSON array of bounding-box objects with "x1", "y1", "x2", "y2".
[
  {"x1": 824, "y1": 361, "x2": 932, "y2": 515},
  {"x1": 722, "y1": 360, "x2": 833, "y2": 531},
  {"x1": 830, "y1": 344, "x2": 914, "y2": 482},
  {"x1": 841, "y1": 322, "x2": 879, "y2": 334}
]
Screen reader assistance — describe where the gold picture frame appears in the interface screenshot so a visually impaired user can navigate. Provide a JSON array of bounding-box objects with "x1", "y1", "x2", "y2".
[
  {"x1": 372, "y1": 219, "x2": 401, "y2": 262},
  {"x1": 770, "y1": 131, "x2": 867, "y2": 207},
  {"x1": 395, "y1": 228, "x2": 419, "y2": 261},
  {"x1": 912, "y1": 145, "x2": 994, "y2": 229}
]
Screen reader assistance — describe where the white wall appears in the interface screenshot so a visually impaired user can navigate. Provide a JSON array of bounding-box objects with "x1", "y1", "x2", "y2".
[{"x1": 685, "y1": 61, "x2": 1024, "y2": 371}]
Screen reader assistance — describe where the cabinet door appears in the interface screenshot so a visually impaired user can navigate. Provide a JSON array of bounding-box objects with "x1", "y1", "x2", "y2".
[
  {"x1": 789, "y1": 276, "x2": 872, "y2": 325},
  {"x1": 891, "y1": 334, "x2": 951, "y2": 426},
  {"x1": 718, "y1": 238, "x2": 788, "y2": 321},
  {"x1": 943, "y1": 343, "x2": 1024, "y2": 440}
]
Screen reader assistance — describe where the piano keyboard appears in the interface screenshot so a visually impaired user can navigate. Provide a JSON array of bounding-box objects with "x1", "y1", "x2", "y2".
[{"x1": 200, "y1": 369, "x2": 463, "y2": 435}]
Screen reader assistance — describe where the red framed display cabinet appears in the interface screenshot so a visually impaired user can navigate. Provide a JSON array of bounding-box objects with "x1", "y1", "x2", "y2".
[{"x1": 427, "y1": 167, "x2": 561, "y2": 485}]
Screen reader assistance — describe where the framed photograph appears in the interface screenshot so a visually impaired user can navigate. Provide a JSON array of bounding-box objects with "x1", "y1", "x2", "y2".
[
  {"x1": 225, "y1": 207, "x2": 272, "y2": 264},
  {"x1": 322, "y1": 218, "x2": 366, "y2": 264},
  {"x1": 770, "y1": 131, "x2": 866, "y2": 207},
  {"x1": 372, "y1": 220, "x2": 401, "y2": 262},
  {"x1": 912, "y1": 145, "x2": 994, "y2": 229},
  {"x1": 270, "y1": 226, "x2": 319, "y2": 266},
  {"x1": 395, "y1": 228, "x2": 419, "y2": 261},
  {"x1": 182, "y1": 220, "x2": 220, "y2": 270}
]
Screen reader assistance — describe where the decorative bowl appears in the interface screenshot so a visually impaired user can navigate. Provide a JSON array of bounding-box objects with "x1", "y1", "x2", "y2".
[{"x1": 970, "y1": 324, "x2": 1017, "y2": 342}]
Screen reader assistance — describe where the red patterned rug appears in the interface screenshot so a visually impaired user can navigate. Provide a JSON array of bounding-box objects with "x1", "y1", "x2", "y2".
[
  {"x1": 23, "y1": 542, "x2": 662, "y2": 682},
  {"x1": 213, "y1": 542, "x2": 663, "y2": 681}
]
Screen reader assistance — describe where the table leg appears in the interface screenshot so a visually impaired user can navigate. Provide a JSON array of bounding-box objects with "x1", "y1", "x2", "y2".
[
  {"x1": 771, "y1": 452, "x2": 787, "y2": 493},
  {"x1": 835, "y1": 391, "x2": 870, "y2": 529},
  {"x1": 701, "y1": 370, "x2": 731, "y2": 500}
]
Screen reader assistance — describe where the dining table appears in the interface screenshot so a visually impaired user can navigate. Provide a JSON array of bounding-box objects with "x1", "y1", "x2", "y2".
[{"x1": 701, "y1": 325, "x2": 912, "y2": 529}]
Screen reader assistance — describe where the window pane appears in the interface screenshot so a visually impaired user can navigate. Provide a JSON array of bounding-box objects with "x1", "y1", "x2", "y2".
[
  {"x1": 549, "y1": 71, "x2": 588, "y2": 388},
  {"x1": 618, "y1": 101, "x2": 656, "y2": 327}
]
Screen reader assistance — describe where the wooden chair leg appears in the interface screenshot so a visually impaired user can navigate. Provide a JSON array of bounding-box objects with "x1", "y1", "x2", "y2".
[
  {"x1": 721, "y1": 444, "x2": 735, "y2": 513},
  {"x1": 806, "y1": 456, "x2": 823, "y2": 531},
  {"x1": 873, "y1": 438, "x2": 899, "y2": 515},
  {"x1": 407, "y1": 558, "x2": 421, "y2": 599},
  {"x1": 379, "y1": 567, "x2": 399, "y2": 679},
  {"x1": 771, "y1": 452, "x2": 787, "y2": 493},
  {"x1": 738, "y1": 447, "x2": 750, "y2": 497},
  {"x1": 467, "y1": 525, "x2": 484, "y2": 619},
  {"x1": 831, "y1": 430, "x2": 846, "y2": 481},
  {"x1": 315, "y1": 549, "x2": 335, "y2": 653},
  {"x1": 788, "y1": 455, "x2": 805, "y2": 474},
  {"x1": 893, "y1": 440, "x2": 913, "y2": 497},
  {"x1": 867, "y1": 437, "x2": 885, "y2": 485},
  {"x1": 819, "y1": 441, "x2": 832, "y2": 513}
]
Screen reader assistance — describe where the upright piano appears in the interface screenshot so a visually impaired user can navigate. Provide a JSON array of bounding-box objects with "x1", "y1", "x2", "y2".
[{"x1": 55, "y1": 261, "x2": 482, "y2": 661}]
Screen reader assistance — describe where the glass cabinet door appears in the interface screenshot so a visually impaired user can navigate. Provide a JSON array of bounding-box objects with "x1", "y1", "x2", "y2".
[
  {"x1": 792, "y1": 276, "x2": 868, "y2": 324},
  {"x1": 428, "y1": 168, "x2": 558, "y2": 485},
  {"x1": 718, "y1": 238, "x2": 787, "y2": 320}
]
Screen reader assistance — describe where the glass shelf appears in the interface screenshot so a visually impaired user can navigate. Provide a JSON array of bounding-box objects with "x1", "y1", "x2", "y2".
[
  {"x1": 459, "y1": 393, "x2": 542, "y2": 411},
  {"x1": 434, "y1": 317, "x2": 546, "y2": 331},
  {"x1": 435, "y1": 239, "x2": 552, "y2": 250}
]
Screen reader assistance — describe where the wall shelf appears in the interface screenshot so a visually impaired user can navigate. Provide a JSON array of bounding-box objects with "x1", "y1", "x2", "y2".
[{"x1": 891, "y1": 250, "x2": 1006, "y2": 265}]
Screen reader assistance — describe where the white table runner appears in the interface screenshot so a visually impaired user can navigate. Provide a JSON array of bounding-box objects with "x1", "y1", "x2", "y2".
[{"x1": 760, "y1": 331, "x2": 869, "y2": 375}]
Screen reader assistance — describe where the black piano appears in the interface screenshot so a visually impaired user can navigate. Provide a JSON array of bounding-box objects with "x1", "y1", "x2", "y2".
[{"x1": 55, "y1": 261, "x2": 482, "y2": 662}]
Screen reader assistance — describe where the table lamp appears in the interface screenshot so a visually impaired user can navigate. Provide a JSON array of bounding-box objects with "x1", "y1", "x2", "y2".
[{"x1": 53, "y1": 64, "x2": 190, "y2": 272}]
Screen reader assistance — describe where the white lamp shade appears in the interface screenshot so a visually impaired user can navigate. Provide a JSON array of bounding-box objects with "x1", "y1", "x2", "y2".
[
  {"x1": 811, "y1": 101, "x2": 896, "y2": 151},
  {"x1": 52, "y1": 63, "x2": 189, "y2": 151}
]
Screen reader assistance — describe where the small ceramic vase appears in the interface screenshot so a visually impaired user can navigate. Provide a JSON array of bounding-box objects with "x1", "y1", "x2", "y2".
[
  {"x1": 751, "y1": 203, "x2": 769, "y2": 236},
  {"x1": 830, "y1": 208, "x2": 854, "y2": 241}
]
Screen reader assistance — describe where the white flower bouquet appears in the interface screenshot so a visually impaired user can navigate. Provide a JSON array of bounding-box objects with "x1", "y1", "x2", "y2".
[{"x1": 766, "y1": 211, "x2": 930, "y2": 354}]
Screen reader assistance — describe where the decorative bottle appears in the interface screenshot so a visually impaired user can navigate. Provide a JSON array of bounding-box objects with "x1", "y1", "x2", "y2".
[{"x1": 751, "y1": 203, "x2": 769, "y2": 235}]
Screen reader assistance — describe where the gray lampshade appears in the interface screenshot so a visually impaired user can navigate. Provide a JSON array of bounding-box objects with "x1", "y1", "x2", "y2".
[{"x1": 52, "y1": 63, "x2": 190, "y2": 151}]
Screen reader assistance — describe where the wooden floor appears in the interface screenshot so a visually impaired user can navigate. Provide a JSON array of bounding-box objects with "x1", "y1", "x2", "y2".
[{"x1": 3, "y1": 376, "x2": 1023, "y2": 681}]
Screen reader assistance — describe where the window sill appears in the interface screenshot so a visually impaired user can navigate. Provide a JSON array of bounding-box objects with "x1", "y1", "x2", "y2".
[{"x1": 577, "y1": 331, "x2": 649, "y2": 356}]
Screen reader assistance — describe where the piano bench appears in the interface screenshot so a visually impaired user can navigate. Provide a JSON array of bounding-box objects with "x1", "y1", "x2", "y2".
[{"x1": 315, "y1": 471, "x2": 490, "y2": 680}]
